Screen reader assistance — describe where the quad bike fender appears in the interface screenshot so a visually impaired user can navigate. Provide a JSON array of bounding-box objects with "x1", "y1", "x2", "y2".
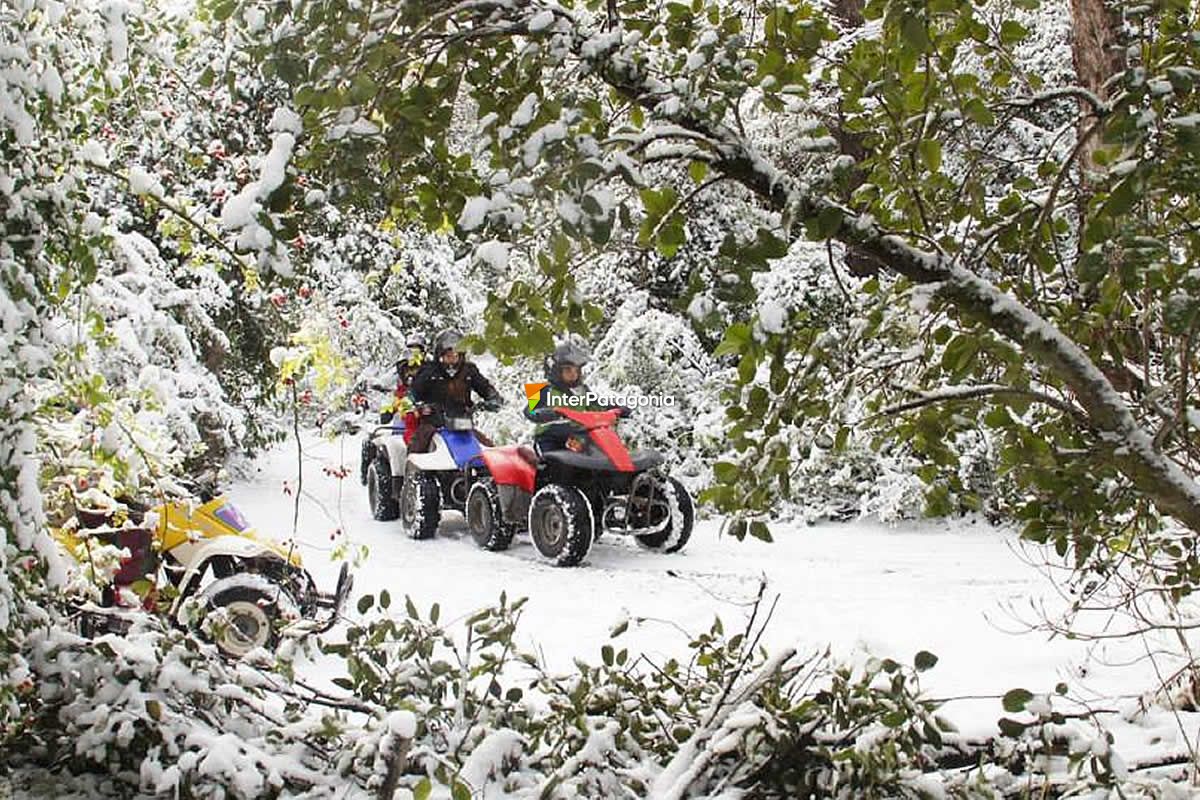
[
  {"x1": 371, "y1": 426, "x2": 410, "y2": 475},
  {"x1": 171, "y1": 536, "x2": 299, "y2": 615},
  {"x1": 381, "y1": 436, "x2": 409, "y2": 475},
  {"x1": 406, "y1": 433, "x2": 460, "y2": 472},
  {"x1": 481, "y1": 446, "x2": 537, "y2": 494}
]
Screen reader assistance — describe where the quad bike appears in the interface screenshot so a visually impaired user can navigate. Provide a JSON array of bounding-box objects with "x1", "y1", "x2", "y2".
[
  {"x1": 364, "y1": 410, "x2": 486, "y2": 540},
  {"x1": 466, "y1": 407, "x2": 694, "y2": 566},
  {"x1": 54, "y1": 492, "x2": 353, "y2": 658}
]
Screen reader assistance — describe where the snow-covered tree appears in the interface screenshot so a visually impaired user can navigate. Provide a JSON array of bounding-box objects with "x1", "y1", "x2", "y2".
[{"x1": 242, "y1": 0, "x2": 1200, "y2": 566}]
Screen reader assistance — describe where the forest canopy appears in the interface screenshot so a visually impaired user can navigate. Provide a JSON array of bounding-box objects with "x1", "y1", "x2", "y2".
[{"x1": 3, "y1": 0, "x2": 1200, "y2": 796}]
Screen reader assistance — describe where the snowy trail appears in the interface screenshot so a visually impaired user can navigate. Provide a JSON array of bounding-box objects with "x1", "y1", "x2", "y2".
[{"x1": 232, "y1": 432, "x2": 1161, "y2": 739}]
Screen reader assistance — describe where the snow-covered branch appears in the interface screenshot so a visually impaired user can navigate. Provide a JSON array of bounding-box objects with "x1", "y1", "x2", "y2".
[
  {"x1": 1004, "y1": 86, "x2": 1114, "y2": 117},
  {"x1": 881, "y1": 383, "x2": 1087, "y2": 422}
]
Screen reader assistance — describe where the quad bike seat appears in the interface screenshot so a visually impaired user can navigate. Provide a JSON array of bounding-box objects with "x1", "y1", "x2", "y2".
[{"x1": 541, "y1": 448, "x2": 665, "y2": 473}]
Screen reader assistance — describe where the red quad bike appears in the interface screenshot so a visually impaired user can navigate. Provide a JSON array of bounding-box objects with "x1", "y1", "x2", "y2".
[{"x1": 465, "y1": 407, "x2": 694, "y2": 566}]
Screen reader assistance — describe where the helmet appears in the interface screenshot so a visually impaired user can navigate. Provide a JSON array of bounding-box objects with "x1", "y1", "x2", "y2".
[
  {"x1": 546, "y1": 341, "x2": 590, "y2": 387},
  {"x1": 433, "y1": 329, "x2": 464, "y2": 359},
  {"x1": 400, "y1": 333, "x2": 427, "y2": 367}
]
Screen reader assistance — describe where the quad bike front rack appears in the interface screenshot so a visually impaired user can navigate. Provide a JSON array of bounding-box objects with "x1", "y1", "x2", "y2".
[{"x1": 600, "y1": 473, "x2": 673, "y2": 537}]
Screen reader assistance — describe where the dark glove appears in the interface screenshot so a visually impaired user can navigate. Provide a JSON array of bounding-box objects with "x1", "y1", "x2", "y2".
[
  {"x1": 617, "y1": 405, "x2": 633, "y2": 418},
  {"x1": 528, "y1": 407, "x2": 557, "y2": 423},
  {"x1": 481, "y1": 396, "x2": 504, "y2": 412}
]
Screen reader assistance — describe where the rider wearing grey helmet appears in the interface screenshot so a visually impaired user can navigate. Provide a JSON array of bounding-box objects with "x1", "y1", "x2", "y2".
[
  {"x1": 408, "y1": 329, "x2": 503, "y2": 452},
  {"x1": 526, "y1": 340, "x2": 630, "y2": 452}
]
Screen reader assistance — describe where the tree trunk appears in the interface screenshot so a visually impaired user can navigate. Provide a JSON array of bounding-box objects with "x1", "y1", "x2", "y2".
[
  {"x1": 1070, "y1": 0, "x2": 1124, "y2": 173},
  {"x1": 830, "y1": 0, "x2": 865, "y2": 28}
]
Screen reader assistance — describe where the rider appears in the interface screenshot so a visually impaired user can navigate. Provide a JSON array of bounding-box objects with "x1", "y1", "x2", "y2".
[
  {"x1": 525, "y1": 341, "x2": 630, "y2": 454},
  {"x1": 392, "y1": 334, "x2": 427, "y2": 441},
  {"x1": 379, "y1": 335, "x2": 426, "y2": 432},
  {"x1": 408, "y1": 329, "x2": 504, "y2": 452}
]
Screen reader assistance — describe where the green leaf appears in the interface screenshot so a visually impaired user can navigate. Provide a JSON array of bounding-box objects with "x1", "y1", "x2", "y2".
[
  {"x1": 1002, "y1": 687, "x2": 1033, "y2": 713},
  {"x1": 639, "y1": 186, "x2": 678, "y2": 219},
  {"x1": 357, "y1": 594, "x2": 374, "y2": 614},
  {"x1": 657, "y1": 214, "x2": 686, "y2": 258},
  {"x1": 809, "y1": 206, "x2": 843, "y2": 240},
  {"x1": 923, "y1": 720, "x2": 943, "y2": 747},
  {"x1": 998, "y1": 717, "x2": 1027, "y2": 738},
  {"x1": 413, "y1": 779, "x2": 432, "y2": 800},
  {"x1": 689, "y1": 161, "x2": 709, "y2": 184},
  {"x1": 748, "y1": 520, "x2": 773, "y2": 542},
  {"x1": 918, "y1": 139, "x2": 942, "y2": 173},
  {"x1": 451, "y1": 781, "x2": 471, "y2": 800},
  {"x1": 914, "y1": 650, "x2": 938, "y2": 672},
  {"x1": 379, "y1": 589, "x2": 391, "y2": 610},
  {"x1": 941, "y1": 335, "x2": 978, "y2": 374},
  {"x1": 999, "y1": 20, "x2": 1028, "y2": 45},
  {"x1": 602, "y1": 644, "x2": 614, "y2": 666},
  {"x1": 405, "y1": 595, "x2": 419, "y2": 620},
  {"x1": 963, "y1": 98, "x2": 995, "y2": 127},
  {"x1": 984, "y1": 406, "x2": 1012, "y2": 429},
  {"x1": 713, "y1": 461, "x2": 740, "y2": 483},
  {"x1": 211, "y1": 0, "x2": 236, "y2": 21},
  {"x1": 714, "y1": 323, "x2": 751, "y2": 357},
  {"x1": 1101, "y1": 178, "x2": 1138, "y2": 218},
  {"x1": 900, "y1": 16, "x2": 932, "y2": 51},
  {"x1": 834, "y1": 426, "x2": 849, "y2": 451}
]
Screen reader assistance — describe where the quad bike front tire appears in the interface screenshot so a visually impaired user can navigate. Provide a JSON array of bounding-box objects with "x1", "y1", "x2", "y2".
[
  {"x1": 466, "y1": 480, "x2": 514, "y2": 551},
  {"x1": 200, "y1": 575, "x2": 297, "y2": 659},
  {"x1": 634, "y1": 477, "x2": 694, "y2": 554},
  {"x1": 400, "y1": 472, "x2": 440, "y2": 540},
  {"x1": 368, "y1": 457, "x2": 400, "y2": 521},
  {"x1": 528, "y1": 485, "x2": 594, "y2": 567}
]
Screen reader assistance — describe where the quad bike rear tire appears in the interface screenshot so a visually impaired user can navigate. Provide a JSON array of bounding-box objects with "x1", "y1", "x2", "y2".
[
  {"x1": 528, "y1": 485, "x2": 594, "y2": 567},
  {"x1": 368, "y1": 457, "x2": 400, "y2": 521},
  {"x1": 466, "y1": 480, "x2": 514, "y2": 551},
  {"x1": 201, "y1": 576, "x2": 297, "y2": 659},
  {"x1": 401, "y1": 471, "x2": 440, "y2": 540},
  {"x1": 359, "y1": 436, "x2": 373, "y2": 485},
  {"x1": 634, "y1": 477, "x2": 694, "y2": 554}
]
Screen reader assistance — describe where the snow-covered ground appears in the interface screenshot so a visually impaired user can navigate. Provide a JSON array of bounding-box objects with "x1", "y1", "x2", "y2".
[{"x1": 231, "y1": 433, "x2": 1200, "y2": 758}]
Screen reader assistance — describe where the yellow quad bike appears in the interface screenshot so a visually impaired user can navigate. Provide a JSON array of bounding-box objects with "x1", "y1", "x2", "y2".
[{"x1": 55, "y1": 492, "x2": 353, "y2": 658}]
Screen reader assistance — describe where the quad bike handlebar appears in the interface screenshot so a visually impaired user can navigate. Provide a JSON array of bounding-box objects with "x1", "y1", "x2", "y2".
[{"x1": 553, "y1": 407, "x2": 623, "y2": 429}]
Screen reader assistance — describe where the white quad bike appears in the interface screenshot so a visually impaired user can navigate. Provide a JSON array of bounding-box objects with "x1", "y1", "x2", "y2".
[{"x1": 365, "y1": 413, "x2": 487, "y2": 540}]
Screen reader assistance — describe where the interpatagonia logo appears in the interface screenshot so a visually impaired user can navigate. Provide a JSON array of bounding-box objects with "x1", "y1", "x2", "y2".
[
  {"x1": 524, "y1": 382, "x2": 549, "y2": 412},
  {"x1": 522, "y1": 381, "x2": 675, "y2": 410}
]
